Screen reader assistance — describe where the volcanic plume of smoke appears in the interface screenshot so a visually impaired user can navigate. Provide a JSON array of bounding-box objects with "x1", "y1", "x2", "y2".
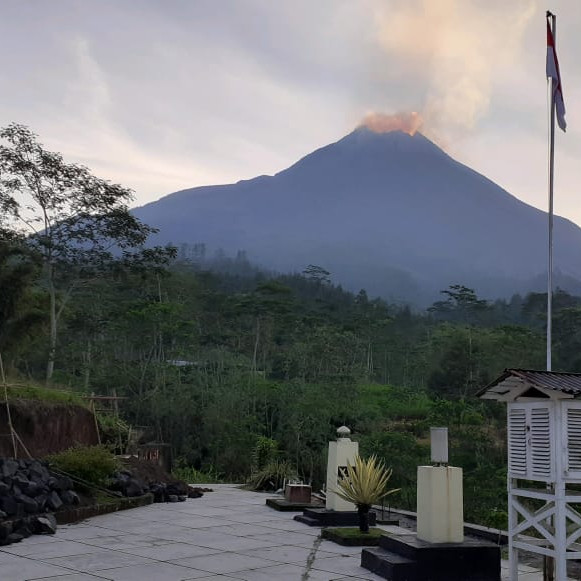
[
  {"x1": 360, "y1": 112, "x2": 423, "y2": 136},
  {"x1": 371, "y1": 0, "x2": 536, "y2": 139}
]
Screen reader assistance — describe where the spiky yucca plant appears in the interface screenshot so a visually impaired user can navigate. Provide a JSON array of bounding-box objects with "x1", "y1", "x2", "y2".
[
  {"x1": 245, "y1": 459, "x2": 297, "y2": 492},
  {"x1": 335, "y1": 455, "x2": 399, "y2": 532}
]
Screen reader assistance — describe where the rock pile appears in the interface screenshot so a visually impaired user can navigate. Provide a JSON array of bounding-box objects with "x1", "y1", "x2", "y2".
[
  {"x1": 0, "y1": 457, "x2": 211, "y2": 547},
  {"x1": 0, "y1": 512, "x2": 58, "y2": 546},
  {"x1": 0, "y1": 458, "x2": 79, "y2": 546},
  {"x1": 110, "y1": 468, "x2": 208, "y2": 503}
]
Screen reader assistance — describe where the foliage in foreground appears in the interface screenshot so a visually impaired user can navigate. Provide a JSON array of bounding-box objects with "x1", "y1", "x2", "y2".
[
  {"x1": 335, "y1": 455, "x2": 399, "y2": 508},
  {"x1": 0, "y1": 123, "x2": 175, "y2": 382},
  {"x1": 251, "y1": 436, "x2": 279, "y2": 473},
  {"x1": 321, "y1": 527, "x2": 383, "y2": 546},
  {"x1": 6, "y1": 230, "x2": 566, "y2": 529},
  {"x1": 335, "y1": 454, "x2": 399, "y2": 532},
  {"x1": 172, "y1": 465, "x2": 223, "y2": 484},
  {"x1": 5, "y1": 382, "x2": 86, "y2": 406},
  {"x1": 47, "y1": 445, "x2": 118, "y2": 488},
  {"x1": 325, "y1": 527, "x2": 383, "y2": 539},
  {"x1": 245, "y1": 459, "x2": 297, "y2": 491}
]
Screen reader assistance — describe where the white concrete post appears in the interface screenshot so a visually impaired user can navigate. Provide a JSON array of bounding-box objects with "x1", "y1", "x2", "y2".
[
  {"x1": 417, "y1": 426, "x2": 464, "y2": 544},
  {"x1": 326, "y1": 426, "x2": 358, "y2": 511}
]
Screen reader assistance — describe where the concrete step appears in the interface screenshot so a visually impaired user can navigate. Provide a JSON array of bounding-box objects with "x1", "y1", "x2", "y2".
[
  {"x1": 293, "y1": 515, "x2": 320, "y2": 526},
  {"x1": 363, "y1": 534, "x2": 501, "y2": 580},
  {"x1": 295, "y1": 508, "x2": 376, "y2": 527},
  {"x1": 361, "y1": 547, "x2": 417, "y2": 581}
]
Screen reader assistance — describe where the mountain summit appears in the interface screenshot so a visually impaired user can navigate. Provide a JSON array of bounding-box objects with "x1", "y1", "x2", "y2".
[{"x1": 134, "y1": 129, "x2": 581, "y2": 303}]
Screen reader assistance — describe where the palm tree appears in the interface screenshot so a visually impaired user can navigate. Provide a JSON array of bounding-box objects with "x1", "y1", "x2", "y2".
[{"x1": 335, "y1": 455, "x2": 399, "y2": 533}]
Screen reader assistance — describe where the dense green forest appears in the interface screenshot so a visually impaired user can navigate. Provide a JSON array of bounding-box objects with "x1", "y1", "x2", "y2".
[
  {"x1": 6, "y1": 234, "x2": 581, "y2": 527},
  {"x1": 3, "y1": 125, "x2": 581, "y2": 529}
]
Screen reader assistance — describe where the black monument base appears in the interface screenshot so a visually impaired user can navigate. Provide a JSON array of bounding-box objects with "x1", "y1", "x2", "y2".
[
  {"x1": 361, "y1": 533, "x2": 500, "y2": 581},
  {"x1": 265, "y1": 498, "x2": 322, "y2": 512},
  {"x1": 294, "y1": 507, "x2": 377, "y2": 527}
]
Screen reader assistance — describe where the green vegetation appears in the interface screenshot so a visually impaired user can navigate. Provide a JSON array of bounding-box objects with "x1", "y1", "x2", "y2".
[
  {"x1": 251, "y1": 436, "x2": 280, "y2": 473},
  {"x1": 5, "y1": 382, "x2": 86, "y2": 406},
  {"x1": 47, "y1": 445, "x2": 118, "y2": 488},
  {"x1": 96, "y1": 414, "x2": 132, "y2": 453},
  {"x1": 0, "y1": 123, "x2": 174, "y2": 383},
  {"x1": 245, "y1": 436, "x2": 298, "y2": 490},
  {"x1": 335, "y1": 455, "x2": 399, "y2": 532},
  {"x1": 0, "y1": 234, "x2": 551, "y2": 528},
  {"x1": 172, "y1": 465, "x2": 223, "y2": 484},
  {"x1": 4, "y1": 131, "x2": 579, "y2": 531},
  {"x1": 245, "y1": 459, "x2": 297, "y2": 491},
  {"x1": 321, "y1": 527, "x2": 384, "y2": 546},
  {"x1": 336, "y1": 456, "x2": 399, "y2": 507}
]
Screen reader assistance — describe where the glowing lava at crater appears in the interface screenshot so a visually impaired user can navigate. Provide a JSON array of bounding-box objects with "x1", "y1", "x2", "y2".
[{"x1": 359, "y1": 112, "x2": 423, "y2": 136}]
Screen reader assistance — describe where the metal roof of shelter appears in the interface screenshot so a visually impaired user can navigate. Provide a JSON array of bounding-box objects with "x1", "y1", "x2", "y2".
[{"x1": 477, "y1": 368, "x2": 581, "y2": 400}]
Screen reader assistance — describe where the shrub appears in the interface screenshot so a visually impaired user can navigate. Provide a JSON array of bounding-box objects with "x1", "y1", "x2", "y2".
[
  {"x1": 6, "y1": 382, "x2": 85, "y2": 406},
  {"x1": 96, "y1": 414, "x2": 131, "y2": 454},
  {"x1": 172, "y1": 465, "x2": 223, "y2": 484},
  {"x1": 47, "y1": 445, "x2": 118, "y2": 488},
  {"x1": 335, "y1": 455, "x2": 399, "y2": 532},
  {"x1": 245, "y1": 459, "x2": 297, "y2": 491},
  {"x1": 251, "y1": 436, "x2": 279, "y2": 472},
  {"x1": 335, "y1": 454, "x2": 399, "y2": 507}
]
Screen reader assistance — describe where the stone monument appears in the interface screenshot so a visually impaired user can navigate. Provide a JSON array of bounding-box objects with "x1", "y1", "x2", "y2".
[
  {"x1": 361, "y1": 426, "x2": 500, "y2": 580},
  {"x1": 325, "y1": 425, "x2": 358, "y2": 511},
  {"x1": 417, "y1": 427, "x2": 463, "y2": 544},
  {"x1": 295, "y1": 426, "x2": 376, "y2": 527}
]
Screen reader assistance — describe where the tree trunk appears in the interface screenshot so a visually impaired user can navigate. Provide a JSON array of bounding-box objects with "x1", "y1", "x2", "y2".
[
  {"x1": 358, "y1": 504, "x2": 371, "y2": 533},
  {"x1": 83, "y1": 338, "x2": 92, "y2": 390},
  {"x1": 46, "y1": 263, "x2": 57, "y2": 384},
  {"x1": 251, "y1": 316, "x2": 260, "y2": 374}
]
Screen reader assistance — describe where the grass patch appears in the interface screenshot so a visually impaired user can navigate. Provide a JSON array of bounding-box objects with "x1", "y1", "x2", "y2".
[
  {"x1": 172, "y1": 465, "x2": 224, "y2": 484},
  {"x1": 322, "y1": 527, "x2": 384, "y2": 546},
  {"x1": 4, "y1": 381, "x2": 86, "y2": 406},
  {"x1": 358, "y1": 384, "x2": 431, "y2": 420}
]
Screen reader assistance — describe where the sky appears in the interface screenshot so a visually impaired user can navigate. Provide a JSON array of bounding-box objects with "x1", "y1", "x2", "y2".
[{"x1": 1, "y1": 0, "x2": 580, "y2": 225}]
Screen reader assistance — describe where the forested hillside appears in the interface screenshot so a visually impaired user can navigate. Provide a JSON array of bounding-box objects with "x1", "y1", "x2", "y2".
[
  {"x1": 4, "y1": 123, "x2": 581, "y2": 531},
  {"x1": 5, "y1": 233, "x2": 581, "y2": 528}
]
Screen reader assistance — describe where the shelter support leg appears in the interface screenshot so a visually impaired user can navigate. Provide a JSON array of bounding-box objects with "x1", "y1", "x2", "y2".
[
  {"x1": 508, "y1": 483, "x2": 519, "y2": 581},
  {"x1": 554, "y1": 483, "x2": 566, "y2": 581}
]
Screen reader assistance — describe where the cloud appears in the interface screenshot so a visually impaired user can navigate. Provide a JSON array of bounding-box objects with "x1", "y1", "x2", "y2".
[
  {"x1": 2, "y1": 0, "x2": 581, "y2": 230},
  {"x1": 37, "y1": 35, "x2": 215, "y2": 202},
  {"x1": 372, "y1": 0, "x2": 537, "y2": 140}
]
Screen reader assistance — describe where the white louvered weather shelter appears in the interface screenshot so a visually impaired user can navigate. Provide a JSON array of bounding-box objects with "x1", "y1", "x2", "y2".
[{"x1": 478, "y1": 369, "x2": 581, "y2": 580}]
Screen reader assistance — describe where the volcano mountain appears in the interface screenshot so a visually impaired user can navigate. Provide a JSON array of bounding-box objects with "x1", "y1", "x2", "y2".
[{"x1": 133, "y1": 128, "x2": 581, "y2": 304}]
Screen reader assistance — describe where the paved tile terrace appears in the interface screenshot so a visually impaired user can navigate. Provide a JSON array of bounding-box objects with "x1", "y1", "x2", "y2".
[{"x1": 0, "y1": 484, "x2": 551, "y2": 580}]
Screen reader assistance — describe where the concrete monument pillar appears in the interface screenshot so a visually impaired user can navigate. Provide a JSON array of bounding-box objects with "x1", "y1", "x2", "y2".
[
  {"x1": 417, "y1": 427, "x2": 464, "y2": 543},
  {"x1": 326, "y1": 426, "x2": 358, "y2": 511}
]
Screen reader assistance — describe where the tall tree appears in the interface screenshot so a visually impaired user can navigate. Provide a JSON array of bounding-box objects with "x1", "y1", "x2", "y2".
[
  {"x1": 0, "y1": 237, "x2": 45, "y2": 363},
  {"x1": 302, "y1": 264, "x2": 331, "y2": 285},
  {"x1": 429, "y1": 285, "x2": 489, "y2": 326},
  {"x1": 0, "y1": 123, "x2": 173, "y2": 382}
]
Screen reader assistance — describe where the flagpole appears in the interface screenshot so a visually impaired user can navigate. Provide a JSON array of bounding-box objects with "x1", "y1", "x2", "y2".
[
  {"x1": 547, "y1": 11, "x2": 556, "y2": 373},
  {"x1": 545, "y1": 13, "x2": 556, "y2": 580}
]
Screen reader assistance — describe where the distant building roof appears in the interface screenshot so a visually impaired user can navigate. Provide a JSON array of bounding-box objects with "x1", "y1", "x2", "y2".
[
  {"x1": 477, "y1": 368, "x2": 581, "y2": 400},
  {"x1": 166, "y1": 359, "x2": 196, "y2": 367}
]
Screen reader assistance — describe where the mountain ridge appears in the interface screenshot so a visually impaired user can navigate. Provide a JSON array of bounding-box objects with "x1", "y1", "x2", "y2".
[{"x1": 134, "y1": 129, "x2": 581, "y2": 304}]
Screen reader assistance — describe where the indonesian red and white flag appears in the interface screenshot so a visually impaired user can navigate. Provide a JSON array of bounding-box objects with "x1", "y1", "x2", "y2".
[{"x1": 546, "y1": 18, "x2": 566, "y2": 132}]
